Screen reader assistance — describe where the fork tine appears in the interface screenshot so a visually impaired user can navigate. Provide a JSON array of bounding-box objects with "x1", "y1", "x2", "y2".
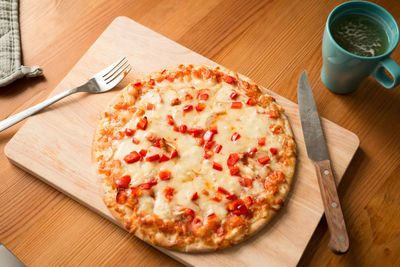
[
  {"x1": 96, "y1": 57, "x2": 126, "y2": 77},
  {"x1": 106, "y1": 63, "x2": 130, "y2": 84},
  {"x1": 104, "y1": 59, "x2": 129, "y2": 81},
  {"x1": 106, "y1": 67, "x2": 132, "y2": 88}
]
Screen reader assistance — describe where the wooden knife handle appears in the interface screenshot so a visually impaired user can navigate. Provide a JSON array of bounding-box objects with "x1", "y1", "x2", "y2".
[{"x1": 314, "y1": 160, "x2": 349, "y2": 254}]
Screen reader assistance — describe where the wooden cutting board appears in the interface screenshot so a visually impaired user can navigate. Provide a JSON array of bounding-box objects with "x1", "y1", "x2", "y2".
[{"x1": 5, "y1": 17, "x2": 359, "y2": 266}]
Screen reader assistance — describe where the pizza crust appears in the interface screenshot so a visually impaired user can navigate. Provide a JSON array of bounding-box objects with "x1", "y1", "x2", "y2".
[{"x1": 92, "y1": 64, "x2": 296, "y2": 252}]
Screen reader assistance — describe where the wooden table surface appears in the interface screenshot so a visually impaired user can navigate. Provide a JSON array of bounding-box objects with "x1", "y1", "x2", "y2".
[{"x1": 0, "y1": 0, "x2": 399, "y2": 266}]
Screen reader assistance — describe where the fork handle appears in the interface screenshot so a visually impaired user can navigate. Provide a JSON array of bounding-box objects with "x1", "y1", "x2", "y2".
[{"x1": 0, "y1": 87, "x2": 78, "y2": 132}]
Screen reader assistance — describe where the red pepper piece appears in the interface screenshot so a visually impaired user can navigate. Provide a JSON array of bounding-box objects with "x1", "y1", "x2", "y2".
[
  {"x1": 223, "y1": 75, "x2": 234, "y2": 84},
  {"x1": 227, "y1": 153, "x2": 240, "y2": 167},
  {"x1": 212, "y1": 196, "x2": 222, "y2": 202},
  {"x1": 203, "y1": 130, "x2": 216, "y2": 141},
  {"x1": 231, "y1": 102, "x2": 242, "y2": 109},
  {"x1": 133, "y1": 82, "x2": 142, "y2": 87},
  {"x1": 159, "y1": 170, "x2": 171, "y2": 181},
  {"x1": 195, "y1": 103, "x2": 206, "y2": 112},
  {"x1": 204, "y1": 141, "x2": 215, "y2": 149},
  {"x1": 198, "y1": 93, "x2": 209, "y2": 101},
  {"x1": 152, "y1": 139, "x2": 161, "y2": 148},
  {"x1": 148, "y1": 79, "x2": 155, "y2": 85},
  {"x1": 243, "y1": 177, "x2": 253, "y2": 188},
  {"x1": 212, "y1": 161, "x2": 223, "y2": 171},
  {"x1": 185, "y1": 93, "x2": 193, "y2": 101},
  {"x1": 166, "y1": 76, "x2": 174, "y2": 82},
  {"x1": 258, "y1": 155, "x2": 270, "y2": 165},
  {"x1": 125, "y1": 128, "x2": 135, "y2": 136},
  {"x1": 115, "y1": 175, "x2": 131, "y2": 189},
  {"x1": 166, "y1": 115, "x2": 174, "y2": 125},
  {"x1": 227, "y1": 199, "x2": 248, "y2": 215},
  {"x1": 139, "y1": 149, "x2": 147, "y2": 158},
  {"x1": 191, "y1": 192, "x2": 199, "y2": 201},
  {"x1": 227, "y1": 199, "x2": 242, "y2": 211},
  {"x1": 217, "y1": 186, "x2": 229, "y2": 195},
  {"x1": 137, "y1": 117, "x2": 148, "y2": 130},
  {"x1": 138, "y1": 178, "x2": 158, "y2": 190},
  {"x1": 159, "y1": 154, "x2": 170, "y2": 163},
  {"x1": 146, "y1": 154, "x2": 160, "y2": 162},
  {"x1": 246, "y1": 98, "x2": 256, "y2": 106},
  {"x1": 183, "y1": 105, "x2": 193, "y2": 112},
  {"x1": 231, "y1": 132, "x2": 241, "y2": 142},
  {"x1": 147, "y1": 103, "x2": 155, "y2": 110},
  {"x1": 188, "y1": 127, "x2": 203, "y2": 137},
  {"x1": 116, "y1": 190, "x2": 127, "y2": 204},
  {"x1": 230, "y1": 91, "x2": 238, "y2": 100},
  {"x1": 234, "y1": 203, "x2": 248, "y2": 215},
  {"x1": 170, "y1": 98, "x2": 181, "y2": 106},
  {"x1": 164, "y1": 186, "x2": 174, "y2": 201},
  {"x1": 179, "y1": 124, "x2": 187, "y2": 133},
  {"x1": 186, "y1": 208, "x2": 195, "y2": 221},
  {"x1": 229, "y1": 166, "x2": 240, "y2": 176},
  {"x1": 248, "y1": 147, "x2": 257, "y2": 158},
  {"x1": 170, "y1": 149, "x2": 178, "y2": 159},
  {"x1": 203, "y1": 150, "x2": 213, "y2": 159},
  {"x1": 149, "y1": 178, "x2": 158, "y2": 186},
  {"x1": 173, "y1": 126, "x2": 179, "y2": 132},
  {"x1": 214, "y1": 144, "x2": 222, "y2": 153},
  {"x1": 124, "y1": 151, "x2": 140, "y2": 164},
  {"x1": 226, "y1": 194, "x2": 236, "y2": 201},
  {"x1": 258, "y1": 137, "x2": 266, "y2": 146},
  {"x1": 132, "y1": 138, "x2": 140, "y2": 144},
  {"x1": 270, "y1": 147, "x2": 278, "y2": 155}
]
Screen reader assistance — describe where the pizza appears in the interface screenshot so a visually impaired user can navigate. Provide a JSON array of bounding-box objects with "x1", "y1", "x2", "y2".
[{"x1": 92, "y1": 64, "x2": 296, "y2": 252}]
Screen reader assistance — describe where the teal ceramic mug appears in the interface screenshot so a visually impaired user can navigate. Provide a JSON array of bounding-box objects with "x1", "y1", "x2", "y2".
[{"x1": 321, "y1": 1, "x2": 400, "y2": 94}]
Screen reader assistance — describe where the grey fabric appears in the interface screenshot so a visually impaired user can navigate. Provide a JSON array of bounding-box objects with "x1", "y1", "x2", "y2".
[{"x1": 0, "y1": 0, "x2": 42, "y2": 87}]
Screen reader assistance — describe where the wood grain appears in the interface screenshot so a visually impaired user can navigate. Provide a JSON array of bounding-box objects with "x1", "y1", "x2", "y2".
[
  {"x1": 0, "y1": 0, "x2": 399, "y2": 266},
  {"x1": 4, "y1": 17, "x2": 359, "y2": 266},
  {"x1": 314, "y1": 160, "x2": 349, "y2": 254}
]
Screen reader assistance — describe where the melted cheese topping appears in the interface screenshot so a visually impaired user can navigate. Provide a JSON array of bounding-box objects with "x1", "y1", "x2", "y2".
[{"x1": 110, "y1": 75, "x2": 286, "y2": 221}]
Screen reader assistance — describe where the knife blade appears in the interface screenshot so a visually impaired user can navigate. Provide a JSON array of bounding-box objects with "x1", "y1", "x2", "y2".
[{"x1": 297, "y1": 71, "x2": 349, "y2": 254}]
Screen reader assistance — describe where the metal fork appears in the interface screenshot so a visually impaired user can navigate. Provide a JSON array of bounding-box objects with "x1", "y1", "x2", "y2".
[{"x1": 0, "y1": 57, "x2": 131, "y2": 132}]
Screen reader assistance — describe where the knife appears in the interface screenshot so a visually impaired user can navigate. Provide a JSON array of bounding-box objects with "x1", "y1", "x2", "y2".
[{"x1": 297, "y1": 71, "x2": 349, "y2": 254}]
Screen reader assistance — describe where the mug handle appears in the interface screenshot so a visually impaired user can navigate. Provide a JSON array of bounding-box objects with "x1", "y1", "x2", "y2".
[{"x1": 372, "y1": 57, "x2": 400, "y2": 89}]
